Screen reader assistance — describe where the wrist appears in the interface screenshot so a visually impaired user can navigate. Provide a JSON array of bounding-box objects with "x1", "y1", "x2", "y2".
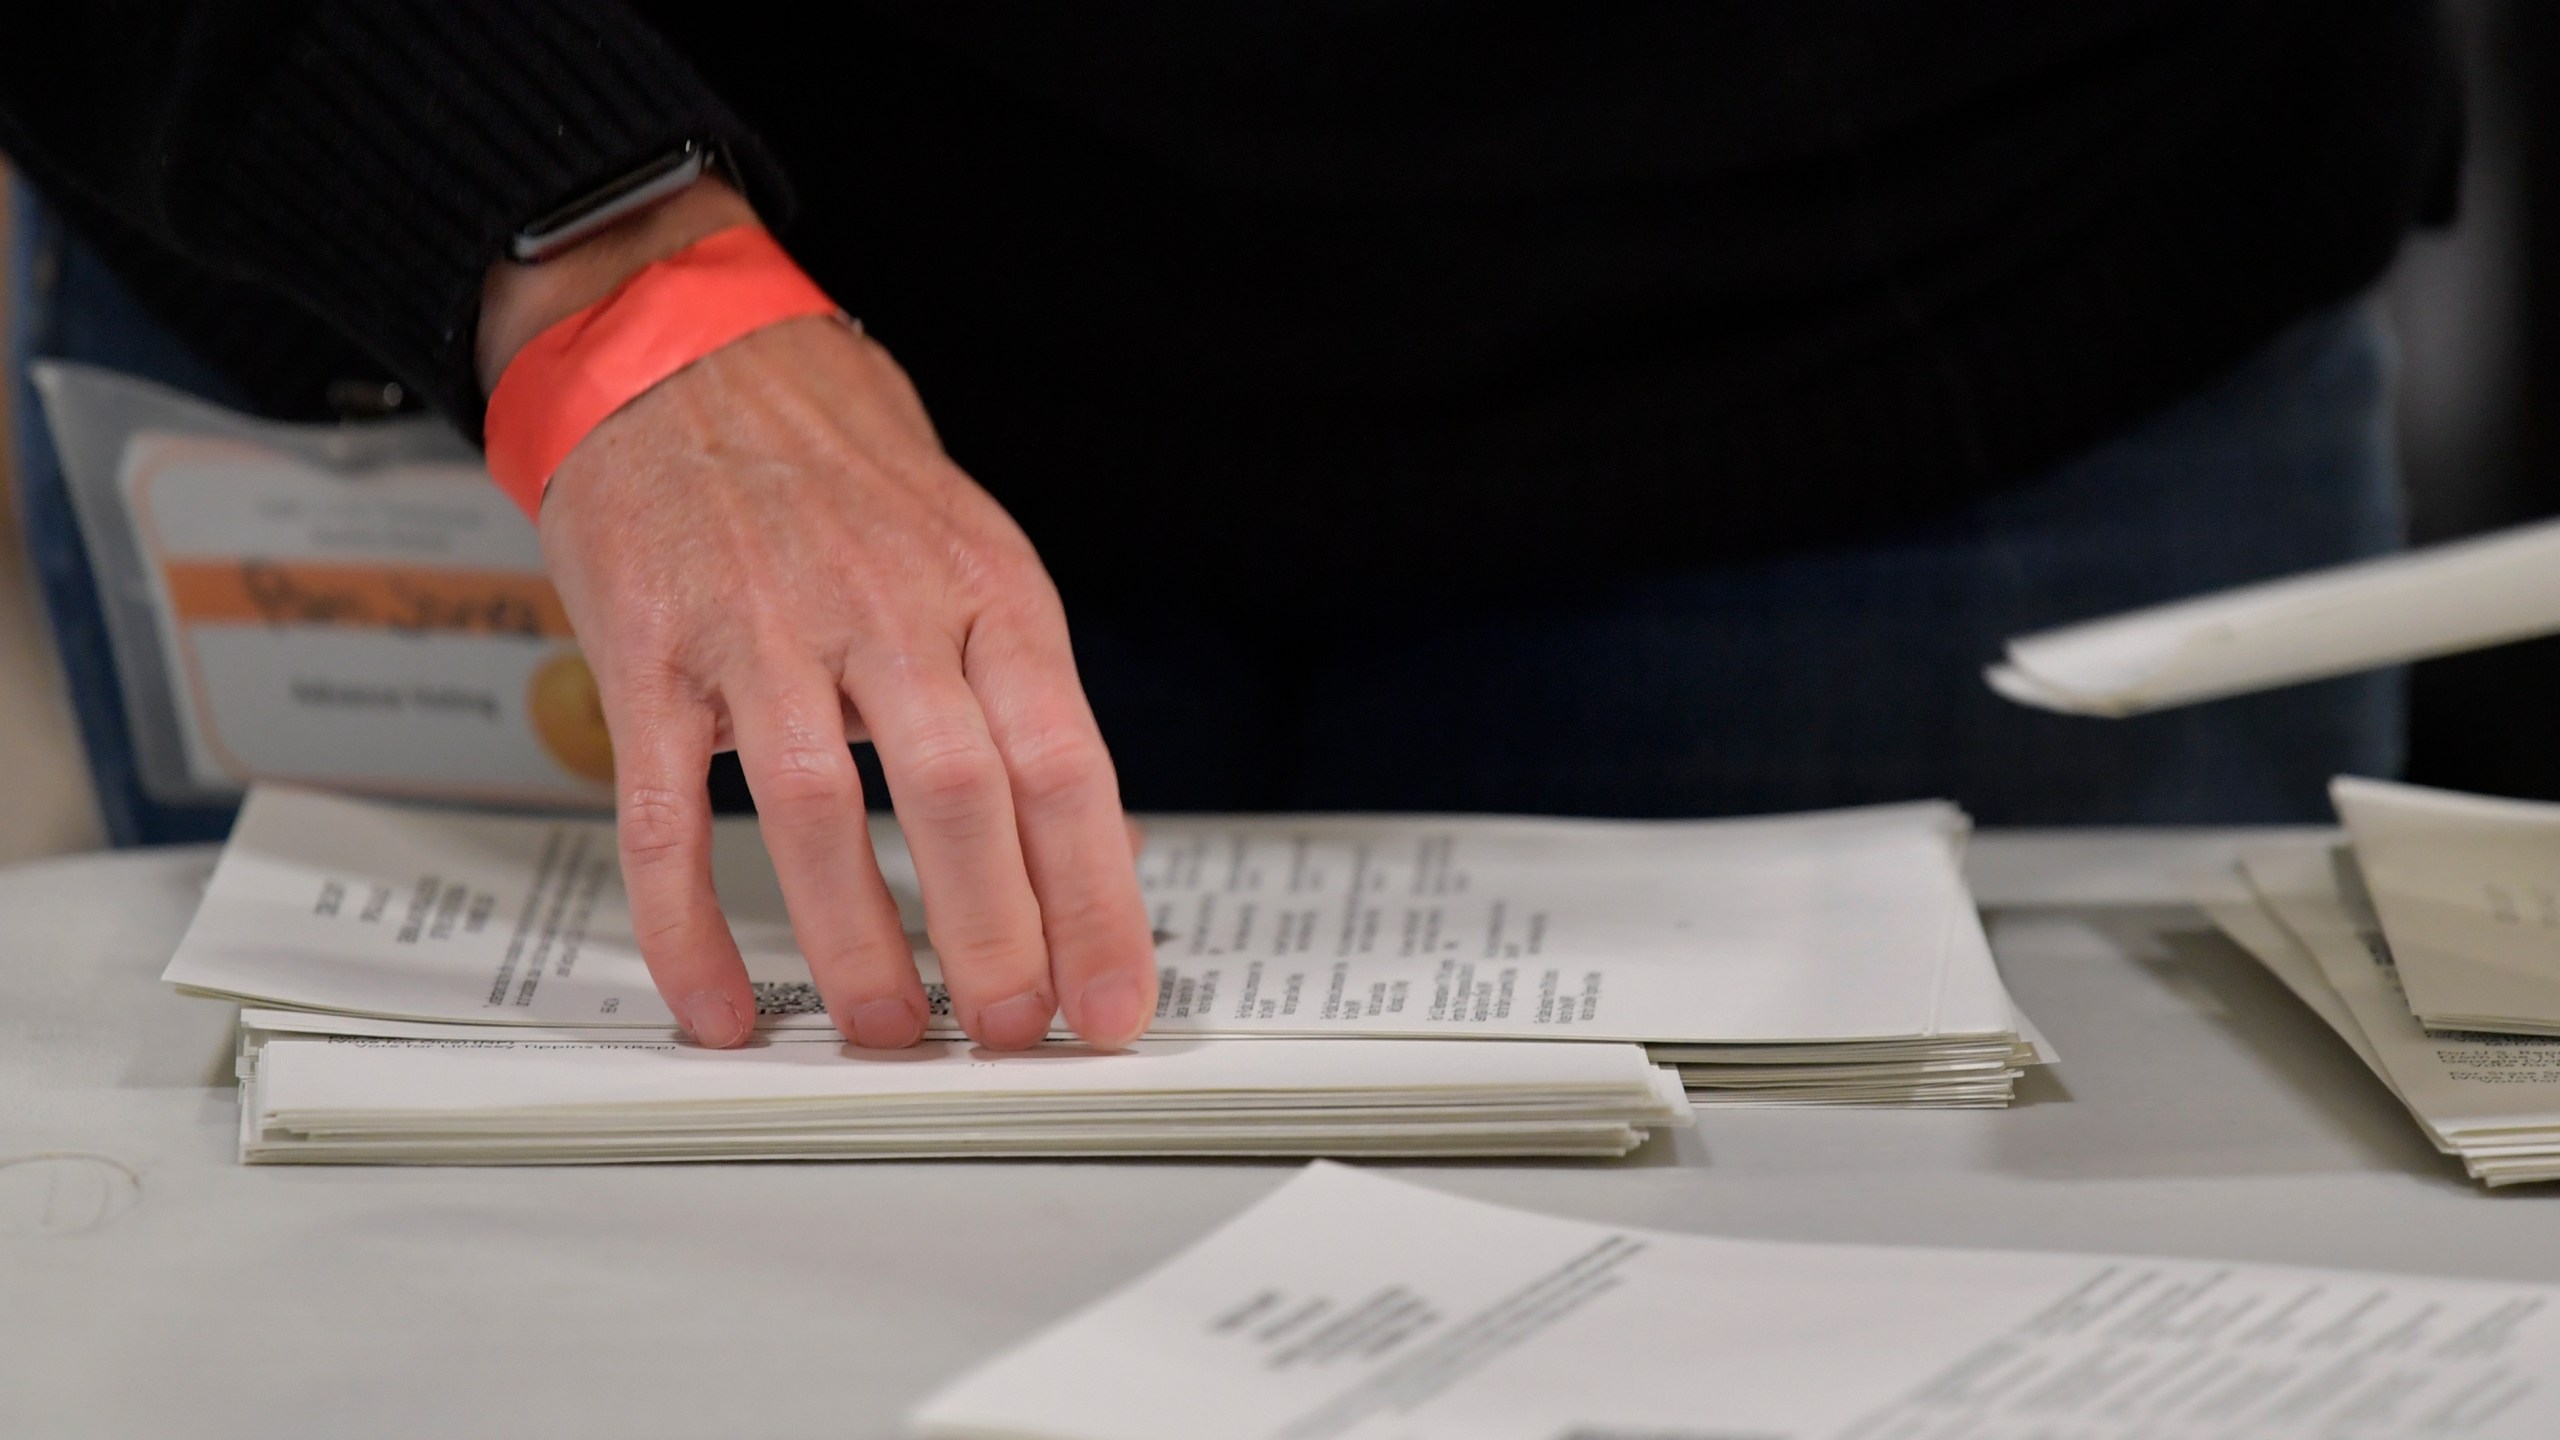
[
  {"x1": 476, "y1": 176, "x2": 759, "y2": 393},
  {"x1": 481, "y1": 225, "x2": 841, "y2": 520}
]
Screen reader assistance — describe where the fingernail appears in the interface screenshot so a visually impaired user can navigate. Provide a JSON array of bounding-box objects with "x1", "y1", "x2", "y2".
[
  {"x1": 848, "y1": 997, "x2": 924, "y2": 1050},
  {"x1": 1073, "y1": 972, "x2": 1150, "y2": 1049},
  {"x1": 677, "y1": 989, "x2": 749, "y2": 1048},
  {"x1": 976, "y1": 990, "x2": 1055, "y2": 1050}
]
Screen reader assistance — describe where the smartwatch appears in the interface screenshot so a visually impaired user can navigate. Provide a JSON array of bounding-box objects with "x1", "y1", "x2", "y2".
[{"x1": 509, "y1": 139, "x2": 721, "y2": 264}]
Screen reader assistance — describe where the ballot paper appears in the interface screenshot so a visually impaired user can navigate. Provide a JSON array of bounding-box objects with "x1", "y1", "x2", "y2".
[
  {"x1": 2331, "y1": 776, "x2": 2560, "y2": 1034},
  {"x1": 166, "y1": 786, "x2": 2044, "y2": 1107},
  {"x1": 1988, "y1": 514, "x2": 2560, "y2": 716},
  {"x1": 234, "y1": 1032, "x2": 1690, "y2": 1164},
  {"x1": 2197, "y1": 841, "x2": 2560, "y2": 1187},
  {"x1": 912, "y1": 1162, "x2": 2560, "y2": 1439}
]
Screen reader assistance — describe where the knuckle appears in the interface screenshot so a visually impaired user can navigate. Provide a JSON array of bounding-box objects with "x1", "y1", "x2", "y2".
[
  {"x1": 933, "y1": 924, "x2": 1047, "y2": 978},
  {"x1": 899, "y1": 730, "x2": 1006, "y2": 823},
  {"x1": 618, "y1": 786, "x2": 698, "y2": 868},
  {"x1": 740, "y1": 614, "x2": 813, "y2": 667},
  {"x1": 818, "y1": 936, "x2": 922, "y2": 996},
  {"x1": 603, "y1": 599, "x2": 695, "y2": 674},
  {"x1": 1008, "y1": 730, "x2": 1109, "y2": 812},
  {"x1": 604, "y1": 650, "x2": 694, "y2": 716},
  {"x1": 633, "y1": 908, "x2": 702, "y2": 955},
  {"x1": 1035, "y1": 880, "x2": 1128, "y2": 954},
  {"x1": 748, "y1": 742, "x2": 860, "y2": 822},
  {"x1": 974, "y1": 574, "x2": 1065, "y2": 639},
  {"x1": 979, "y1": 543, "x2": 1053, "y2": 599}
]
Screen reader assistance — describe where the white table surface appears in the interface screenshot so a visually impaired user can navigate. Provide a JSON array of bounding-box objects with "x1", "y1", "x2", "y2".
[{"x1": 7, "y1": 829, "x2": 2556, "y2": 1437}]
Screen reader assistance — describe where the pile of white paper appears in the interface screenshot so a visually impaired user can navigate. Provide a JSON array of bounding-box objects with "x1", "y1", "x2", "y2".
[
  {"x1": 167, "y1": 785, "x2": 2046, "y2": 1162},
  {"x1": 1988, "y1": 515, "x2": 2560, "y2": 716},
  {"x1": 2195, "y1": 839, "x2": 2560, "y2": 1187},
  {"x1": 912, "y1": 1162, "x2": 2560, "y2": 1439},
  {"x1": 170, "y1": 787, "x2": 2046, "y2": 1098},
  {"x1": 234, "y1": 1022, "x2": 1688, "y2": 1164},
  {"x1": 2331, "y1": 775, "x2": 2560, "y2": 1034}
]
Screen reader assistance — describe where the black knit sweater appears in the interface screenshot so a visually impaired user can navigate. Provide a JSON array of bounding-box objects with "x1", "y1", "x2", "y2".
[{"x1": 0, "y1": 2, "x2": 2460, "y2": 595}]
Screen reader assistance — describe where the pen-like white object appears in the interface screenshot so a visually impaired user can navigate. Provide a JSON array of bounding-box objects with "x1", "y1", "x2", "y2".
[{"x1": 1989, "y1": 515, "x2": 2560, "y2": 716}]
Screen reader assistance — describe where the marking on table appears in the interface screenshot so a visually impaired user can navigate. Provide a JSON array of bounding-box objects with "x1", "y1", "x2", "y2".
[{"x1": 0, "y1": 1153, "x2": 142, "y2": 1237}]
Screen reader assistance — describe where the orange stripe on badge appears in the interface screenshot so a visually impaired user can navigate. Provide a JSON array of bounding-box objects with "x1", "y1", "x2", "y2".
[{"x1": 162, "y1": 560, "x2": 575, "y2": 638}]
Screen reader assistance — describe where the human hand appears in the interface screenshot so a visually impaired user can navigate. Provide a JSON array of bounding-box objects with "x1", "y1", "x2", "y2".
[{"x1": 479, "y1": 184, "x2": 1158, "y2": 1053}]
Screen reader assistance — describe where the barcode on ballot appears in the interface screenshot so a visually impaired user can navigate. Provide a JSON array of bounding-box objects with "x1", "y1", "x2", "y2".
[
  {"x1": 751, "y1": 981, "x2": 954, "y2": 1017},
  {"x1": 1554, "y1": 1431, "x2": 1784, "y2": 1440}
]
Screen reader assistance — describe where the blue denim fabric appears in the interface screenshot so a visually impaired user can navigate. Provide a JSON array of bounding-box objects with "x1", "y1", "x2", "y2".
[{"x1": 11, "y1": 181, "x2": 2400, "y2": 835}]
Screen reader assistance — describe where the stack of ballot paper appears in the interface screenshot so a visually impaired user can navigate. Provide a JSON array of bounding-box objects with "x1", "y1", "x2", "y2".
[
  {"x1": 2332, "y1": 775, "x2": 2560, "y2": 1035},
  {"x1": 912, "y1": 1162, "x2": 2560, "y2": 1438},
  {"x1": 2196, "y1": 836, "x2": 2560, "y2": 1187},
  {"x1": 165, "y1": 785, "x2": 2047, "y2": 1163},
  {"x1": 1989, "y1": 514, "x2": 2560, "y2": 715},
  {"x1": 233, "y1": 1024, "x2": 1689, "y2": 1164}
]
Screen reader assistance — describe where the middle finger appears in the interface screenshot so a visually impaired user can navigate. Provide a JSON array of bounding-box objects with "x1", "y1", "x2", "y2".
[
  {"x1": 846, "y1": 648, "x2": 1055, "y2": 1049},
  {"x1": 727, "y1": 659, "x2": 930, "y2": 1049}
]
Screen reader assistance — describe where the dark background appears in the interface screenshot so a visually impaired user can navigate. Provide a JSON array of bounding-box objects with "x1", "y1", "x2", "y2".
[
  {"x1": 2396, "y1": 0, "x2": 2560, "y2": 795},
  {"x1": 0, "y1": 2, "x2": 2550, "y2": 854}
]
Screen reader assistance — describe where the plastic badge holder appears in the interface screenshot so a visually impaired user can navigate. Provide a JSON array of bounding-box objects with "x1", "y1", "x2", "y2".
[{"x1": 32, "y1": 361, "x2": 614, "y2": 810}]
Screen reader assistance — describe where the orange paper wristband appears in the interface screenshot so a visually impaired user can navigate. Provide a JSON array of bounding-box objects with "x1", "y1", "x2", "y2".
[{"x1": 482, "y1": 224, "x2": 840, "y2": 519}]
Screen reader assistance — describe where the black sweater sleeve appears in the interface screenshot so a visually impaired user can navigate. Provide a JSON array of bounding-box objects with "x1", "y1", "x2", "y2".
[{"x1": 0, "y1": 0, "x2": 787, "y2": 437}]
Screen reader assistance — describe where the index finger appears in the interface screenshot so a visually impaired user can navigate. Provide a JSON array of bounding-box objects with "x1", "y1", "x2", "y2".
[{"x1": 602, "y1": 686, "x2": 756, "y2": 1048}]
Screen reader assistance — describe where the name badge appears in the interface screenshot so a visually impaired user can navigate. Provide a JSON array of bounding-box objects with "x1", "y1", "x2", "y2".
[{"x1": 118, "y1": 433, "x2": 613, "y2": 804}]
